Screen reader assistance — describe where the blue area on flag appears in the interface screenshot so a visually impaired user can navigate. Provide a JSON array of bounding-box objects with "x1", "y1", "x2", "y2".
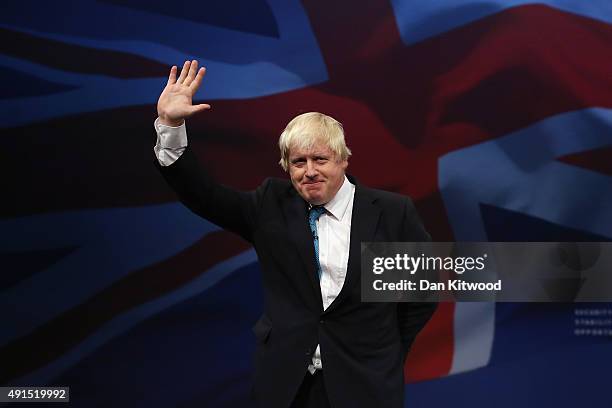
[{"x1": 1, "y1": 0, "x2": 611, "y2": 407}]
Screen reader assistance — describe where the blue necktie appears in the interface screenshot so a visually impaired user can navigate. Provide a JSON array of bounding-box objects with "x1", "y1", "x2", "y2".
[{"x1": 308, "y1": 206, "x2": 326, "y2": 280}]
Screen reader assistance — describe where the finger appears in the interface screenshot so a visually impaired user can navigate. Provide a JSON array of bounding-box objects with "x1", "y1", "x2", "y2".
[
  {"x1": 189, "y1": 67, "x2": 206, "y2": 92},
  {"x1": 184, "y1": 60, "x2": 198, "y2": 86},
  {"x1": 166, "y1": 65, "x2": 177, "y2": 86},
  {"x1": 177, "y1": 60, "x2": 190, "y2": 84},
  {"x1": 189, "y1": 104, "x2": 211, "y2": 115}
]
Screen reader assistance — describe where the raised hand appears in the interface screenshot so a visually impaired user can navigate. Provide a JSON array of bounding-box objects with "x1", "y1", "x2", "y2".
[{"x1": 157, "y1": 60, "x2": 211, "y2": 126}]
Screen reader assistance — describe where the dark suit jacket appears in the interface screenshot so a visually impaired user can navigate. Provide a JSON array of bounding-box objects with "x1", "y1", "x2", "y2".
[{"x1": 157, "y1": 147, "x2": 437, "y2": 408}]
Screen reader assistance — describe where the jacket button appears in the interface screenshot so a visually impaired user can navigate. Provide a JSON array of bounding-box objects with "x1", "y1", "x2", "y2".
[{"x1": 319, "y1": 319, "x2": 325, "y2": 324}]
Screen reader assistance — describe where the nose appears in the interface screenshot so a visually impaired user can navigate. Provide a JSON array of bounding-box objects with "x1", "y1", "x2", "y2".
[{"x1": 305, "y1": 159, "x2": 318, "y2": 179}]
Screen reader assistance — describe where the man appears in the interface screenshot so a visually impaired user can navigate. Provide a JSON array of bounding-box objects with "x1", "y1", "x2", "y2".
[{"x1": 154, "y1": 60, "x2": 436, "y2": 408}]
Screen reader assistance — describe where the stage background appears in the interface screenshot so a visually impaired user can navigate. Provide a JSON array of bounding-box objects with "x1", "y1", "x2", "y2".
[{"x1": 1, "y1": 1, "x2": 611, "y2": 406}]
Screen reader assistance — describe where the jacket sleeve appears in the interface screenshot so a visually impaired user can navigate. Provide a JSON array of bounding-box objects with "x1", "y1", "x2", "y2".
[
  {"x1": 155, "y1": 146, "x2": 267, "y2": 243},
  {"x1": 397, "y1": 197, "x2": 438, "y2": 355}
]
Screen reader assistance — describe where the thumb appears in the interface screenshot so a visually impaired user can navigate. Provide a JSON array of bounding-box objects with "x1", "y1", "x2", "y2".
[{"x1": 189, "y1": 104, "x2": 211, "y2": 115}]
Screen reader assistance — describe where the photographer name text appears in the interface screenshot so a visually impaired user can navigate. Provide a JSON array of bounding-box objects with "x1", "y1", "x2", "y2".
[{"x1": 372, "y1": 279, "x2": 502, "y2": 291}]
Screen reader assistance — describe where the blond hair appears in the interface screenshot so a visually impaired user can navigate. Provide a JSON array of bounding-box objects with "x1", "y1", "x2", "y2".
[{"x1": 278, "y1": 112, "x2": 352, "y2": 171}]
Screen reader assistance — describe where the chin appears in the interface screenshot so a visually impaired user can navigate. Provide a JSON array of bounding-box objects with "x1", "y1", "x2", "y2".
[{"x1": 304, "y1": 194, "x2": 322, "y2": 205}]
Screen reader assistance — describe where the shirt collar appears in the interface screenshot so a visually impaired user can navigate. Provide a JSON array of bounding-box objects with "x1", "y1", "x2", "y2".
[{"x1": 322, "y1": 176, "x2": 354, "y2": 221}]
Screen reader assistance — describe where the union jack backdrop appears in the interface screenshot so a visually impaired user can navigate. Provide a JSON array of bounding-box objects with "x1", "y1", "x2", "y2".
[{"x1": 1, "y1": 1, "x2": 612, "y2": 407}]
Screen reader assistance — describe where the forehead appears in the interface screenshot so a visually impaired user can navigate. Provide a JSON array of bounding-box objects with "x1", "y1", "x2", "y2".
[{"x1": 288, "y1": 140, "x2": 334, "y2": 158}]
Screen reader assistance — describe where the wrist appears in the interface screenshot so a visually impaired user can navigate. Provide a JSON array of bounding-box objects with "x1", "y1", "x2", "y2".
[{"x1": 158, "y1": 115, "x2": 184, "y2": 127}]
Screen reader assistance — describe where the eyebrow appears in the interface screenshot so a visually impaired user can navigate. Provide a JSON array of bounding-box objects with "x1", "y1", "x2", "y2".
[{"x1": 291, "y1": 151, "x2": 330, "y2": 157}]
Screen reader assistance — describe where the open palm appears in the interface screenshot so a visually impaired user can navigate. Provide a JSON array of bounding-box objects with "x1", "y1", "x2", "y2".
[{"x1": 157, "y1": 60, "x2": 210, "y2": 126}]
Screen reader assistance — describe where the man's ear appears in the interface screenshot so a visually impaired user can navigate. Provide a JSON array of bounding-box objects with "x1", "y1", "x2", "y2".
[{"x1": 342, "y1": 159, "x2": 349, "y2": 171}]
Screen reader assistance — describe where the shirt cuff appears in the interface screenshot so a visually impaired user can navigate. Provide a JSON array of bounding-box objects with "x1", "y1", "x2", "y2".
[{"x1": 154, "y1": 117, "x2": 188, "y2": 149}]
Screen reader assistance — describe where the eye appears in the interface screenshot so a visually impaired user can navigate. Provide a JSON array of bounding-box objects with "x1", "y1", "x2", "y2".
[
  {"x1": 315, "y1": 156, "x2": 328, "y2": 163},
  {"x1": 291, "y1": 158, "x2": 306, "y2": 167}
]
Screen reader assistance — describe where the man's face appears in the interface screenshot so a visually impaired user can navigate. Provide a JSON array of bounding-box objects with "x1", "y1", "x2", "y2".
[{"x1": 288, "y1": 141, "x2": 348, "y2": 205}]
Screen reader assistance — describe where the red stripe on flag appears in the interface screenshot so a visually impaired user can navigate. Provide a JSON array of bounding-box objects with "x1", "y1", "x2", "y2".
[
  {"x1": 404, "y1": 302, "x2": 455, "y2": 382},
  {"x1": 558, "y1": 146, "x2": 612, "y2": 176}
]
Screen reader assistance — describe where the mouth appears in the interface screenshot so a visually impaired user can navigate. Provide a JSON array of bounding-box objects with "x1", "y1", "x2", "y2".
[{"x1": 302, "y1": 181, "x2": 323, "y2": 189}]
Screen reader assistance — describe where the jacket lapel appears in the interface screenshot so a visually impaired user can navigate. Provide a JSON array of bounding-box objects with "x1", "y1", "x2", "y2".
[
  {"x1": 324, "y1": 183, "x2": 380, "y2": 314},
  {"x1": 283, "y1": 190, "x2": 324, "y2": 311}
]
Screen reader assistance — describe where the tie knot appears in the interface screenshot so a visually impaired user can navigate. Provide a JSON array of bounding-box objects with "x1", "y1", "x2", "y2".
[{"x1": 308, "y1": 205, "x2": 326, "y2": 222}]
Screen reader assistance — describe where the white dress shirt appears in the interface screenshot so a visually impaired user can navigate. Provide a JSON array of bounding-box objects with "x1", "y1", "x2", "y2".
[
  {"x1": 308, "y1": 175, "x2": 354, "y2": 373},
  {"x1": 153, "y1": 119, "x2": 355, "y2": 373}
]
